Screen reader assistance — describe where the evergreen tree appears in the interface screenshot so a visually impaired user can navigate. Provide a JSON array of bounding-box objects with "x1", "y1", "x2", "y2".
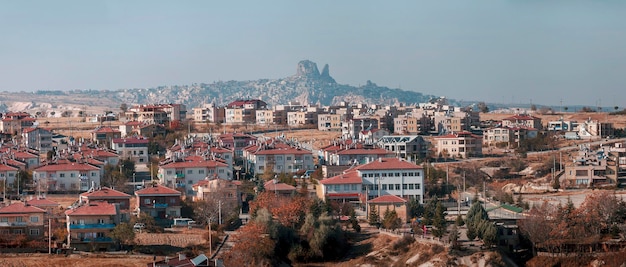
[
  {"x1": 432, "y1": 201, "x2": 447, "y2": 238},
  {"x1": 368, "y1": 208, "x2": 380, "y2": 226}
]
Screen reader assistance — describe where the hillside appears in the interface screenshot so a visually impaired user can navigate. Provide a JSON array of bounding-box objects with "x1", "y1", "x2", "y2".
[{"x1": 0, "y1": 60, "x2": 438, "y2": 114}]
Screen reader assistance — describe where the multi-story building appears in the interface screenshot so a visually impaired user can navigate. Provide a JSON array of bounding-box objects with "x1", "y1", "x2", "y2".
[
  {"x1": 193, "y1": 103, "x2": 225, "y2": 123},
  {"x1": 33, "y1": 162, "x2": 101, "y2": 193},
  {"x1": 483, "y1": 126, "x2": 538, "y2": 147},
  {"x1": 65, "y1": 201, "x2": 121, "y2": 251},
  {"x1": 0, "y1": 112, "x2": 36, "y2": 134},
  {"x1": 377, "y1": 135, "x2": 428, "y2": 161},
  {"x1": 0, "y1": 203, "x2": 45, "y2": 241},
  {"x1": 21, "y1": 127, "x2": 54, "y2": 154},
  {"x1": 320, "y1": 141, "x2": 393, "y2": 166},
  {"x1": 135, "y1": 184, "x2": 182, "y2": 220},
  {"x1": 111, "y1": 137, "x2": 149, "y2": 164},
  {"x1": 434, "y1": 131, "x2": 483, "y2": 158},
  {"x1": 317, "y1": 157, "x2": 425, "y2": 206},
  {"x1": 225, "y1": 99, "x2": 267, "y2": 124},
  {"x1": 287, "y1": 107, "x2": 319, "y2": 127},
  {"x1": 564, "y1": 143, "x2": 626, "y2": 186},
  {"x1": 501, "y1": 114, "x2": 542, "y2": 130},
  {"x1": 358, "y1": 128, "x2": 390, "y2": 143},
  {"x1": 219, "y1": 133, "x2": 257, "y2": 158},
  {"x1": 124, "y1": 104, "x2": 187, "y2": 124},
  {"x1": 243, "y1": 141, "x2": 315, "y2": 176},
  {"x1": 191, "y1": 178, "x2": 242, "y2": 205},
  {"x1": 26, "y1": 198, "x2": 61, "y2": 220},
  {"x1": 317, "y1": 113, "x2": 343, "y2": 132},
  {"x1": 0, "y1": 163, "x2": 20, "y2": 190},
  {"x1": 80, "y1": 187, "x2": 132, "y2": 218},
  {"x1": 91, "y1": 126, "x2": 122, "y2": 145},
  {"x1": 342, "y1": 118, "x2": 379, "y2": 140},
  {"x1": 158, "y1": 155, "x2": 230, "y2": 195}
]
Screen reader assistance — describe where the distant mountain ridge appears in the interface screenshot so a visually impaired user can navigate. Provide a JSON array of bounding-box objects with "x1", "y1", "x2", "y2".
[
  {"x1": 113, "y1": 60, "x2": 437, "y2": 108},
  {"x1": 0, "y1": 60, "x2": 439, "y2": 112}
]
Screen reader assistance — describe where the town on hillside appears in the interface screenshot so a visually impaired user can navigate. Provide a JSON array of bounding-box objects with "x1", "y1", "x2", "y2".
[{"x1": 2, "y1": 98, "x2": 626, "y2": 266}]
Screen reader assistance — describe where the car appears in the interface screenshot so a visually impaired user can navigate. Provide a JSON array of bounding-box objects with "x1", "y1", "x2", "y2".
[{"x1": 133, "y1": 223, "x2": 145, "y2": 231}]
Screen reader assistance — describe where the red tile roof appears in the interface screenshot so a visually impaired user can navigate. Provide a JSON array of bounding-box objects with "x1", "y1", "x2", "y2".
[
  {"x1": 112, "y1": 137, "x2": 150, "y2": 145},
  {"x1": 319, "y1": 171, "x2": 362, "y2": 185},
  {"x1": 0, "y1": 164, "x2": 18, "y2": 171},
  {"x1": 264, "y1": 180, "x2": 296, "y2": 191},
  {"x1": 435, "y1": 131, "x2": 481, "y2": 139},
  {"x1": 0, "y1": 203, "x2": 46, "y2": 214},
  {"x1": 26, "y1": 198, "x2": 60, "y2": 207},
  {"x1": 355, "y1": 158, "x2": 422, "y2": 171},
  {"x1": 335, "y1": 148, "x2": 391, "y2": 155},
  {"x1": 368, "y1": 194, "x2": 407, "y2": 204},
  {"x1": 80, "y1": 187, "x2": 131, "y2": 199},
  {"x1": 160, "y1": 156, "x2": 228, "y2": 169},
  {"x1": 92, "y1": 127, "x2": 120, "y2": 133},
  {"x1": 254, "y1": 148, "x2": 312, "y2": 155},
  {"x1": 65, "y1": 201, "x2": 117, "y2": 216},
  {"x1": 34, "y1": 162, "x2": 100, "y2": 172},
  {"x1": 503, "y1": 115, "x2": 540, "y2": 121},
  {"x1": 135, "y1": 184, "x2": 181, "y2": 196}
]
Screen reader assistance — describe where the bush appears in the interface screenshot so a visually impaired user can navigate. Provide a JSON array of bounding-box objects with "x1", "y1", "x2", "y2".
[{"x1": 391, "y1": 235, "x2": 414, "y2": 253}]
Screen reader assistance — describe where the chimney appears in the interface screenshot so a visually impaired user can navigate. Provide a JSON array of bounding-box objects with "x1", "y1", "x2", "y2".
[{"x1": 379, "y1": 157, "x2": 383, "y2": 162}]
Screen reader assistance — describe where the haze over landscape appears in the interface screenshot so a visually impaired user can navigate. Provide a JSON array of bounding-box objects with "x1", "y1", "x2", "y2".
[{"x1": 2, "y1": 1, "x2": 626, "y2": 106}]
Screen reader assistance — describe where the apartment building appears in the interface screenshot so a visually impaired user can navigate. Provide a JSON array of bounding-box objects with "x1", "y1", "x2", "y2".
[
  {"x1": 111, "y1": 137, "x2": 149, "y2": 164},
  {"x1": 501, "y1": 114, "x2": 542, "y2": 130},
  {"x1": 21, "y1": 127, "x2": 54, "y2": 154},
  {"x1": 341, "y1": 118, "x2": 379, "y2": 140},
  {"x1": 91, "y1": 126, "x2": 122, "y2": 145},
  {"x1": 65, "y1": 201, "x2": 121, "y2": 251},
  {"x1": 320, "y1": 141, "x2": 394, "y2": 166},
  {"x1": 377, "y1": 135, "x2": 428, "y2": 161},
  {"x1": 483, "y1": 126, "x2": 538, "y2": 147},
  {"x1": 0, "y1": 203, "x2": 45, "y2": 241},
  {"x1": 225, "y1": 99, "x2": 267, "y2": 124},
  {"x1": 135, "y1": 184, "x2": 182, "y2": 220},
  {"x1": 434, "y1": 131, "x2": 483, "y2": 158},
  {"x1": 191, "y1": 178, "x2": 241, "y2": 204},
  {"x1": 317, "y1": 157, "x2": 425, "y2": 206},
  {"x1": 243, "y1": 141, "x2": 315, "y2": 176},
  {"x1": 158, "y1": 155, "x2": 230, "y2": 195},
  {"x1": 124, "y1": 104, "x2": 187, "y2": 124},
  {"x1": 193, "y1": 103, "x2": 225, "y2": 123},
  {"x1": 0, "y1": 112, "x2": 36, "y2": 134},
  {"x1": 33, "y1": 162, "x2": 101, "y2": 193}
]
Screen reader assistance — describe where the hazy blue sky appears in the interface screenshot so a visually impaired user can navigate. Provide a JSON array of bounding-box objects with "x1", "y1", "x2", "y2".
[{"x1": 1, "y1": 1, "x2": 625, "y2": 106}]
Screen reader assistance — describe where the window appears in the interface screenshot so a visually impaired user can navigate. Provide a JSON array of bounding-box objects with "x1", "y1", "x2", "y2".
[
  {"x1": 187, "y1": 170, "x2": 193, "y2": 174},
  {"x1": 343, "y1": 184, "x2": 350, "y2": 191},
  {"x1": 144, "y1": 198, "x2": 151, "y2": 205},
  {"x1": 402, "y1": 184, "x2": 407, "y2": 190},
  {"x1": 59, "y1": 173, "x2": 65, "y2": 178},
  {"x1": 92, "y1": 172, "x2": 97, "y2": 176},
  {"x1": 409, "y1": 184, "x2": 414, "y2": 190},
  {"x1": 167, "y1": 170, "x2": 172, "y2": 175},
  {"x1": 287, "y1": 157, "x2": 292, "y2": 161},
  {"x1": 382, "y1": 184, "x2": 387, "y2": 190},
  {"x1": 188, "y1": 180, "x2": 193, "y2": 184},
  {"x1": 415, "y1": 184, "x2": 421, "y2": 189},
  {"x1": 70, "y1": 173, "x2": 75, "y2": 178},
  {"x1": 395, "y1": 173, "x2": 400, "y2": 177},
  {"x1": 16, "y1": 217, "x2": 23, "y2": 222},
  {"x1": 395, "y1": 184, "x2": 400, "y2": 190},
  {"x1": 334, "y1": 185, "x2": 340, "y2": 191},
  {"x1": 219, "y1": 169, "x2": 224, "y2": 173},
  {"x1": 199, "y1": 170, "x2": 205, "y2": 174},
  {"x1": 170, "y1": 198, "x2": 176, "y2": 204},
  {"x1": 0, "y1": 217, "x2": 7, "y2": 222},
  {"x1": 30, "y1": 216, "x2": 38, "y2": 223},
  {"x1": 98, "y1": 219, "x2": 105, "y2": 224},
  {"x1": 351, "y1": 184, "x2": 357, "y2": 191}
]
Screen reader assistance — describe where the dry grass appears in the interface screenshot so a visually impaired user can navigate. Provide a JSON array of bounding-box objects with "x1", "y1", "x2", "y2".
[{"x1": 0, "y1": 254, "x2": 156, "y2": 267}]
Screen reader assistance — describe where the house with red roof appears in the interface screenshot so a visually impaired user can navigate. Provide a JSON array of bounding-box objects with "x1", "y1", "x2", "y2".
[
  {"x1": 225, "y1": 99, "x2": 267, "y2": 124},
  {"x1": 26, "y1": 197, "x2": 60, "y2": 219},
  {"x1": 193, "y1": 103, "x2": 226, "y2": 123},
  {"x1": 0, "y1": 202, "x2": 46, "y2": 241},
  {"x1": 0, "y1": 163, "x2": 19, "y2": 191},
  {"x1": 0, "y1": 112, "x2": 36, "y2": 135},
  {"x1": 22, "y1": 127, "x2": 54, "y2": 154},
  {"x1": 158, "y1": 155, "x2": 230, "y2": 196},
  {"x1": 123, "y1": 104, "x2": 187, "y2": 124},
  {"x1": 264, "y1": 179, "x2": 296, "y2": 197},
  {"x1": 135, "y1": 184, "x2": 182, "y2": 220},
  {"x1": 483, "y1": 126, "x2": 539, "y2": 148},
  {"x1": 112, "y1": 137, "x2": 149, "y2": 164},
  {"x1": 91, "y1": 126, "x2": 122, "y2": 145},
  {"x1": 359, "y1": 128, "x2": 390, "y2": 143},
  {"x1": 10, "y1": 150, "x2": 41, "y2": 169},
  {"x1": 33, "y1": 162, "x2": 102, "y2": 193},
  {"x1": 434, "y1": 131, "x2": 483, "y2": 158},
  {"x1": 65, "y1": 201, "x2": 121, "y2": 251},
  {"x1": 320, "y1": 140, "x2": 393, "y2": 166},
  {"x1": 367, "y1": 195, "x2": 409, "y2": 223},
  {"x1": 218, "y1": 132, "x2": 257, "y2": 157},
  {"x1": 317, "y1": 171, "x2": 363, "y2": 203},
  {"x1": 502, "y1": 114, "x2": 542, "y2": 130},
  {"x1": 243, "y1": 140, "x2": 314, "y2": 177},
  {"x1": 316, "y1": 158, "x2": 425, "y2": 206},
  {"x1": 80, "y1": 187, "x2": 132, "y2": 217},
  {"x1": 191, "y1": 178, "x2": 242, "y2": 206}
]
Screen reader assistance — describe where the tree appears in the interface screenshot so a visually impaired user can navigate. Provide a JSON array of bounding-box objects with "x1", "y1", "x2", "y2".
[
  {"x1": 407, "y1": 197, "x2": 424, "y2": 220},
  {"x1": 109, "y1": 222, "x2": 135, "y2": 249},
  {"x1": 455, "y1": 214, "x2": 465, "y2": 227},
  {"x1": 120, "y1": 103, "x2": 128, "y2": 113},
  {"x1": 382, "y1": 208, "x2": 401, "y2": 230},
  {"x1": 132, "y1": 212, "x2": 159, "y2": 233},
  {"x1": 224, "y1": 222, "x2": 275, "y2": 266},
  {"x1": 530, "y1": 104, "x2": 537, "y2": 111},
  {"x1": 465, "y1": 199, "x2": 489, "y2": 241},
  {"x1": 431, "y1": 201, "x2": 447, "y2": 238},
  {"x1": 448, "y1": 225, "x2": 460, "y2": 248},
  {"x1": 368, "y1": 208, "x2": 380, "y2": 226},
  {"x1": 477, "y1": 102, "x2": 489, "y2": 113}
]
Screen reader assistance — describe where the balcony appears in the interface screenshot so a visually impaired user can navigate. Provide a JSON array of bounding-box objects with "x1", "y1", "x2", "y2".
[
  {"x1": 73, "y1": 237, "x2": 114, "y2": 243},
  {"x1": 175, "y1": 173, "x2": 185, "y2": 178},
  {"x1": 0, "y1": 222, "x2": 28, "y2": 227},
  {"x1": 69, "y1": 223, "x2": 116, "y2": 230},
  {"x1": 153, "y1": 203, "x2": 168, "y2": 208}
]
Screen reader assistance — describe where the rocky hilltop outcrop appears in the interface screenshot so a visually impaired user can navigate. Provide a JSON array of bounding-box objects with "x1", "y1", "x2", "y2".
[{"x1": 0, "y1": 60, "x2": 438, "y2": 111}]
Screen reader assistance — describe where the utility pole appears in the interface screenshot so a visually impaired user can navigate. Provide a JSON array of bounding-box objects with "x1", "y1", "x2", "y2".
[
  {"x1": 218, "y1": 200, "x2": 222, "y2": 225},
  {"x1": 48, "y1": 218, "x2": 51, "y2": 254},
  {"x1": 208, "y1": 218, "x2": 212, "y2": 256}
]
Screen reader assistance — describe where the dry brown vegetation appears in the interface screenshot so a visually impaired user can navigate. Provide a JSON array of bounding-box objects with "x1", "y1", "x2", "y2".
[{"x1": 0, "y1": 254, "x2": 155, "y2": 267}]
